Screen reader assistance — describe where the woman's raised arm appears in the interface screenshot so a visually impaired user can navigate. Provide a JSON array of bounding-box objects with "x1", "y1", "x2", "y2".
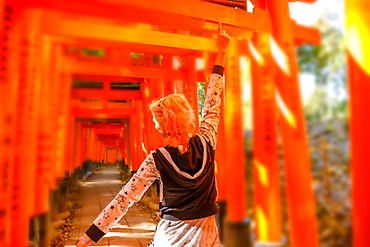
[{"x1": 197, "y1": 30, "x2": 230, "y2": 149}]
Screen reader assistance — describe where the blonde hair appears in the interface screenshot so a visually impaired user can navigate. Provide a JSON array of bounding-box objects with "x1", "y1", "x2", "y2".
[{"x1": 150, "y1": 94, "x2": 196, "y2": 152}]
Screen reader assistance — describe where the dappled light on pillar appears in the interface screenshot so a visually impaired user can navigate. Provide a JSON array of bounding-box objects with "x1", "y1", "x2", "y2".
[
  {"x1": 275, "y1": 90, "x2": 297, "y2": 129},
  {"x1": 346, "y1": 1, "x2": 370, "y2": 247},
  {"x1": 346, "y1": 4, "x2": 370, "y2": 75},
  {"x1": 269, "y1": 36, "x2": 290, "y2": 76},
  {"x1": 256, "y1": 206, "x2": 268, "y2": 240},
  {"x1": 0, "y1": 0, "x2": 361, "y2": 246},
  {"x1": 248, "y1": 40, "x2": 264, "y2": 66},
  {"x1": 254, "y1": 160, "x2": 269, "y2": 187}
]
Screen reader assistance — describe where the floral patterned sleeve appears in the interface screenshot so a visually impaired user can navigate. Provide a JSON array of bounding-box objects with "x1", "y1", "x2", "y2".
[
  {"x1": 197, "y1": 65, "x2": 225, "y2": 149},
  {"x1": 85, "y1": 152, "x2": 161, "y2": 243}
]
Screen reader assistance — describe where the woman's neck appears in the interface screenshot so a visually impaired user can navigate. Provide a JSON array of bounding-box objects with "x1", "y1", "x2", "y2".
[{"x1": 177, "y1": 144, "x2": 188, "y2": 154}]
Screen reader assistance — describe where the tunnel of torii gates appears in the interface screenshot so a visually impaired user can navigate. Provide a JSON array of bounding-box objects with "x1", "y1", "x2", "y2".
[{"x1": 0, "y1": 0, "x2": 369, "y2": 246}]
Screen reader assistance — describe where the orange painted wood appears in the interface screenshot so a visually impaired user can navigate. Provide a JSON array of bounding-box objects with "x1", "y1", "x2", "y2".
[
  {"x1": 149, "y1": 78, "x2": 165, "y2": 149},
  {"x1": 214, "y1": 92, "x2": 227, "y2": 201},
  {"x1": 266, "y1": 0, "x2": 319, "y2": 246},
  {"x1": 141, "y1": 78, "x2": 152, "y2": 154},
  {"x1": 250, "y1": 33, "x2": 282, "y2": 241},
  {"x1": 73, "y1": 121, "x2": 82, "y2": 169},
  {"x1": 38, "y1": 11, "x2": 219, "y2": 52},
  {"x1": 0, "y1": 80, "x2": 11, "y2": 247},
  {"x1": 346, "y1": 1, "x2": 370, "y2": 246},
  {"x1": 65, "y1": 110, "x2": 75, "y2": 173},
  {"x1": 93, "y1": 128, "x2": 123, "y2": 136},
  {"x1": 123, "y1": 121, "x2": 130, "y2": 165},
  {"x1": 224, "y1": 38, "x2": 247, "y2": 222},
  {"x1": 0, "y1": 2, "x2": 18, "y2": 245},
  {"x1": 72, "y1": 88, "x2": 142, "y2": 101},
  {"x1": 26, "y1": 0, "x2": 265, "y2": 34},
  {"x1": 10, "y1": 9, "x2": 39, "y2": 245},
  {"x1": 163, "y1": 55, "x2": 175, "y2": 96},
  {"x1": 73, "y1": 107, "x2": 135, "y2": 119},
  {"x1": 54, "y1": 73, "x2": 72, "y2": 178},
  {"x1": 48, "y1": 43, "x2": 63, "y2": 189},
  {"x1": 186, "y1": 55, "x2": 200, "y2": 126},
  {"x1": 34, "y1": 36, "x2": 54, "y2": 214},
  {"x1": 129, "y1": 116, "x2": 137, "y2": 170},
  {"x1": 135, "y1": 100, "x2": 145, "y2": 170},
  {"x1": 292, "y1": 21, "x2": 321, "y2": 46},
  {"x1": 348, "y1": 53, "x2": 370, "y2": 247},
  {"x1": 101, "y1": 144, "x2": 106, "y2": 164}
]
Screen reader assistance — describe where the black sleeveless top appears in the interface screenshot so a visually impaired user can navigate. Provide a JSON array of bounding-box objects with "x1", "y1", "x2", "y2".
[{"x1": 152, "y1": 135, "x2": 218, "y2": 221}]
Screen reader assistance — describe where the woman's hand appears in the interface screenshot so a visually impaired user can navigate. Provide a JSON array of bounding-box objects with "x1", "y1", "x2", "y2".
[
  {"x1": 214, "y1": 26, "x2": 230, "y2": 67},
  {"x1": 217, "y1": 30, "x2": 230, "y2": 52}
]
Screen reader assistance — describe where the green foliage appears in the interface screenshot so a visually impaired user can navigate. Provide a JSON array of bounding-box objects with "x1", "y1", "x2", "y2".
[
  {"x1": 297, "y1": 10, "x2": 348, "y2": 122},
  {"x1": 297, "y1": 18, "x2": 346, "y2": 87},
  {"x1": 197, "y1": 82, "x2": 205, "y2": 119}
]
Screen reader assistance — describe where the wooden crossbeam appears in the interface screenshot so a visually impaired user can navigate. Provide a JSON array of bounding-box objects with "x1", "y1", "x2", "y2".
[
  {"x1": 63, "y1": 40, "x2": 202, "y2": 56},
  {"x1": 41, "y1": 10, "x2": 318, "y2": 54},
  {"x1": 27, "y1": 0, "x2": 267, "y2": 35},
  {"x1": 73, "y1": 107, "x2": 135, "y2": 118},
  {"x1": 66, "y1": 60, "x2": 188, "y2": 80},
  {"x1": 72, "y1": 88, "x2": 141, "y2": 100},
  {"x1": 97, "y1": 135, "x2": 119, "y2": 140},
  {"x1": 94, "y1": 128, "x2": 122, "y2": 135},
  {"x1": 292, "y1": 21, "x2": 321, "y2": 45},
  {"x1": 39, "y1": 11, "x2": 220, "y2": 52}
]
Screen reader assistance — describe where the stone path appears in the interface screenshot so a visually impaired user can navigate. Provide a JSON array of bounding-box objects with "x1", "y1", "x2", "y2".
[{"x1": 64, "y1": 166, "x2": 157, "y2": 247}]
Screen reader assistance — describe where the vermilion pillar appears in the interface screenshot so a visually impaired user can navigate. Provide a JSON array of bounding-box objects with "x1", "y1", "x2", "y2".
[
  {"x1": 49, "y1": 43, "x2": 64, "y2": 189},
  {"x1": 224, "y1": 37, "x2": 250, "y2": 246},
  {"x1": 136, "y1": 100, "x2": 145, "y2": 166},
  {"x1": 0, "y1": 1, "x2": 18, "y2": 245},
  {"x1": 164, "y1": 79, "x2": 175, "y2": 96},
  {"x1": 35, "y1": 35, "x2": 54, "y2": 215},
  {"x1": 0, "y1": 59, "x2": 11, "y2": 246},
  {"x1": 130, "y1": 100, "x2": 144, "y2": 171},
  {"x1": 55, "y1": 73, "x2": 72, "y2": 179},
  {"x1": 129, "y1": 116, "x2": 136, "y2": 170},
  {"x1": 215, "y1": 95, "x2": 227, "y2": 202},
  {"x1": 63, "y1": 74, "x2": 74, "y2": 174},
  {"x1": 100, "y1": 142, "x2": 106, "y2": 164},
  {"x1": 65, "y1": 105, "x2": 75, "y2": 173},
  {"x1": 164, "y1": 54, "x2": 175, "y2": 97},
  {"x1": 123, "y1": 120, "x2": 130, "y2": 167},
  {"x1": 87, "y1": 127, "x2": 97, "y2": 161},
  {"x1": 149, "y1": 78, "x2": 164, "y2": 149},
  {"x1": 80, "y1": 124, "x2": 88, "y2": 166},
  {"x1": 345, "y1": 1, "x2": 370, "y2": 246},
  {"x1": 11, "y1": 7, "x2": 41, "y2": 246},
  {"x1": 186, "y1": 54, "x2": 200, "y2": 126},
  {"x1": 225, "y1": 38, "x2": 246, "y2": 222},
  {"x1": 266, "y1": 0, "x2": 319, "y2": 246},
  {"x1": 119, "y1": 129, "x2": 125, "y2": 162},
  {"x1": 250, "y1": 32, "x2": 282, "y2": 242},
  {"x1": 141, "y1": 79, "x2": 151, "y2": 155},
  {"x1": 74, "y1": 121, "x2": 83, "y2": 169}
]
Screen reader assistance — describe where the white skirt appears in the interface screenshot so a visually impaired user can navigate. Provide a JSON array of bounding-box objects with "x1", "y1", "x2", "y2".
[{"x1": 147, "y1": 215, "x2": 221, "y2": 247}]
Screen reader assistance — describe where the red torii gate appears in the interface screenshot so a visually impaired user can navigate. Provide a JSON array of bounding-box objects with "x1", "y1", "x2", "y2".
[
  {"x1": 0, "y1": 0, "x2": 318, "y2": 246},
  {"x1": 0, "y1": 0, "x2": 319, "y2": 246},
  {"x1": 0, "y1": 0, "x2": 368, "y2": 247},
  {"x1": 346, "y1": 1, "x2": 370, "y2": 247}
]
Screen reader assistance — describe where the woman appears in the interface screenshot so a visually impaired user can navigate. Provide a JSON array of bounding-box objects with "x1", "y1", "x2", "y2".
[{"x1": 77, "y1": 31, "x2": 230, "y2": 247}]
